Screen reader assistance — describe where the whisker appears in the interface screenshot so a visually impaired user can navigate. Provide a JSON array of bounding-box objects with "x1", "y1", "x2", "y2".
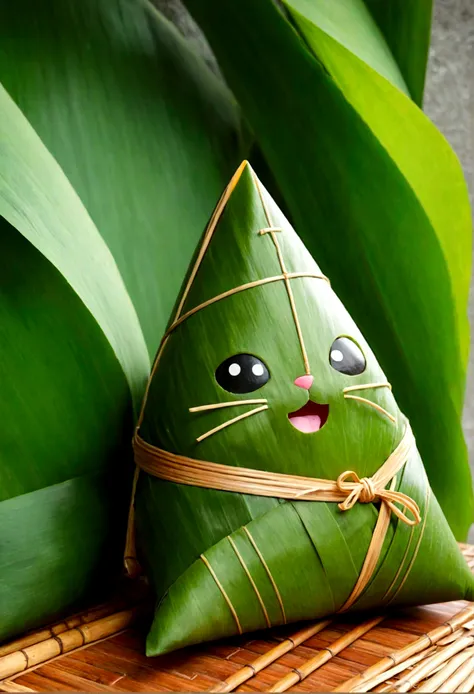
[
  {"x1": 190, "y1": 399, "x2": 267, "y2": 413},
  {"x1": 196, "y1": 405, "x2": 268, "y2": 443},
  {"x1": 343, "y1": 382, "x2": 392, "y2": 394},
  {"x1": 344, "y1": 394, "x2": 396, "y2": 424}
]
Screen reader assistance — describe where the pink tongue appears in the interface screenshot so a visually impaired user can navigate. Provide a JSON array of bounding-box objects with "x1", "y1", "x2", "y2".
[{"x1": 289, "y1": 414, "x2": 322, "y2": 433}]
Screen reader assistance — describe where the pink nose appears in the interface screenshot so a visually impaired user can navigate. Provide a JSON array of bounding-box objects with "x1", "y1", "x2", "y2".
[{"x1": 294, "y1": 375, "x2": 314, "y2": 390}]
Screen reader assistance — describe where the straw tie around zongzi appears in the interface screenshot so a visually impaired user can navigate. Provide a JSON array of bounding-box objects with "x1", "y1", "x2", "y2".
[{"x1": 133, "y1": 422, "x2": 419, "y2": 525}]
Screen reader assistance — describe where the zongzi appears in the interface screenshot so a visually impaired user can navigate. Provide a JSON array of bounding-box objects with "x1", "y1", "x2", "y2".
[{"x1": 132, "y1": 161, "x2": 474, "y2": 655}]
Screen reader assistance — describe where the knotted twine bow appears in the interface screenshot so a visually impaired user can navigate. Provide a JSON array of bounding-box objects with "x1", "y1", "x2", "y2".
[{"x1": 336, "y1": 470, "x2": 421, "y2": 526}]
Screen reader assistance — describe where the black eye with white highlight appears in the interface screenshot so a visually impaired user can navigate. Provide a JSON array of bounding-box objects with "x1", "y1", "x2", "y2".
[
  {"x1": 329, "y1": 337, "x2": 366, "y2": 376},
  {"x1": 215, "y1": 354, "x2": 270, "y2": 393}
]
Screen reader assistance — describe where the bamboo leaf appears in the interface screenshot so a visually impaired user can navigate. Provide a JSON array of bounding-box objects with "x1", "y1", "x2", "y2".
[
  {"x1": 0, "y1": 214, "x2": 133, "y2": 638},
  {"x1": 283, "y1": 1, "x2": 472, "y2": 369},
  {"x1": 181, "y1": 0, "x2": 472, "y2": 537},
  {"x1": 0, "y1": 84, "x2": 146, "y2": 637},
  {"x1": 0, "y1": 0, "x2": 241, "y2": 638},
  {"x1": 0, "y1": 472, "x2": 127, "y2": 640},
  {"x1": 0, "y1": 0, "x2": 243, "y2": 355},
  {"x1": 364, "y1": 0, "x2": 433, "y2": 105},
  {"x1": 283, "y1": 0, "x2": 409, "y2": 95},
  {"x1": 0, "y1": 83, "x2": 149, "y2": 407}
]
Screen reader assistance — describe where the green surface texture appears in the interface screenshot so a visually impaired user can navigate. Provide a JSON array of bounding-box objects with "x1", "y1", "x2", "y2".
[
  {"x1": 137, "y1": 164, "x2": 474, "y2": 655},
  {"x1": 0, "y1": 0, "x2": 243, "y2": 356}
]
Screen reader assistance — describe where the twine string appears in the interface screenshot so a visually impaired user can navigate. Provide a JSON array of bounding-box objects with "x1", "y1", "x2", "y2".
[
  {"x1": 200, "y1": 554, "x2": 243, "y2": 634},
  {"x1": 336, "y1": 470, "x2": 420, "y2": 526},
  {"x1": 162, "y1": 272, "x2": 329, "y2": 343},
  {"x1": 243, "y1": 526, "x2": 287, "y2": 624},
  {"x1": 196, "y1": 404, "x2": 269, "y2": 443},
  {"x1": 343, "y1": 382, "x2": 392, "y2": 394},
  {"x1": 227, "y1": 536, "x2": 272, "y2": 628},
  {"x1": 252, "y1": 171, "x2": 312, "y2": 375},
  {"x1": 189, "y1": 399, "x2": 267, "y2": 413},
  {"x1": 133, "y1": 423, "x2": 419, "y2": 529}
]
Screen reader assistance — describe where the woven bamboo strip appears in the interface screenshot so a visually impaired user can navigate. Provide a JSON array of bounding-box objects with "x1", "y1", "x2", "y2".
[
  {"x1": 414, "y1": 647, "x2": 474, "y2": 692},
  {"x1": 361, "y1": 643, "x2": 471, "y2": 692},
  {"x1": 437, "y1": 628, "x2": 468, "y2": 646},
  {"x1": 455, "y1": 666, "x2": 474, "y2": 692},
  {"x1": 349, "y1": 647, "x2": 438, "y2": 692},
  {"x1": 0, "y1": 608, "x2": 141, "y2": 680},
  {"x1": 358, "y1": 633, "x2": 474, "y2": 692},
  {"x1": 363, "y1": 658, "x2": 444, "y2": 693},
  {"x1": 0, "y1": 600, "x2": 127, "y2": 658},
  {"x1": 436, "y1": 654, "x2": 474, "y2": 692},
  {"x1": 372, "y1": 650, "x2": 462, "y2": 692},
  {"x1": 269, "y1": 616, "x2": 384, "y2": 692},
  {"x1": 334, "y1": 604, "x2": 474, "y2": 692},
  {"x1": 372, "y1": 683, "x2": 394, "y2": 692},
  {"x1": 393, "y1": 634, "x2": 474, "y2": 692},
  {"x1": 0, "y1": 681, "x2": 35, "y2": 692},
  {"x1": 209, "y1": 619, "x2": 332, "y2": 692},
  {"x1": 0, "y1": 630, "x2": 129, "y2": 692},
  {"x1": 459, "y1": 544, "x2": 474, "y2": 558}
]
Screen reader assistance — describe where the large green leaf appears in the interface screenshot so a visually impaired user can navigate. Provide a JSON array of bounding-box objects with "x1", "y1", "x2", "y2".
[
  {"x1": 183, "y1": 0, "x2": 473, "y2": 537},
  {"x1": 364, "y1": 0, "x2": 433, "y2": 105},
  {"x1": 0, "y1": 215, "x2": 134, "y2": 499},
  {"x1": 284, "y1": 0, "x2": 471, "y2": 369},
  {"x1": 0, "y1": 0, "x2": 243, "y2": 355},
  {"x1": 0, "y1": 472, "x2": 128, "y2": 641},
  {"x1": 0, "y1": 212, "x2": 133, "y2": 637},
  {"x1": 0, "y1": 84, "x2": 149, "y2": 407},
  {"x1": 0, "y1": 82, "x2": 146, "y2": 636},
  {"x1": 283, "y1": 0, "x2": 409, "y2": 95}
]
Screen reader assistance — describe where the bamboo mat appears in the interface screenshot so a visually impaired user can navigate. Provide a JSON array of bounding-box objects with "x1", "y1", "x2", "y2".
[{"x1": 2, "y1": 544, "x2": 474, "y2": 693}]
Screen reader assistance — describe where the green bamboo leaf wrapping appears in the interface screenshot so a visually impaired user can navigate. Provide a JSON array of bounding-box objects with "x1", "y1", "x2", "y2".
[
  {"x1": 181, "y1": 0, "x2": 473, "y2": 537},
  {"x1": 364, "y1": 0, "x2": 433, "y2": 105},
  {"x1": 0, "y1": 0, "x2": 243, "y2": 354},
  {"x1": 292, "y1": 499, "x2": 378, "y2": 605},
  {"x1": 136, "y1": 163, "x2": 474, "y2": 655}
]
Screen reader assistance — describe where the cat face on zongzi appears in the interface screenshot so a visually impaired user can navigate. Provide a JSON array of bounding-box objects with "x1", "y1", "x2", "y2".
[{"x1": 141, "y1": 166, "x2": 403, "y2": 481}]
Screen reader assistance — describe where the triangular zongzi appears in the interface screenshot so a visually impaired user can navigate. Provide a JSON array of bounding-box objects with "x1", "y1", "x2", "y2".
[{"x1": 132, "y1": 161, "x2": 474, "y2": 655}]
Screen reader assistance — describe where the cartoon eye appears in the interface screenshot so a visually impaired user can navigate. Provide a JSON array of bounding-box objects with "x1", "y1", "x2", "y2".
[
  {"x1": 215, "y1": 354, "x2": 270, "y2": 393},
  {"x1": 329, "y1": 337, "x2": 366, "y2": 375}
]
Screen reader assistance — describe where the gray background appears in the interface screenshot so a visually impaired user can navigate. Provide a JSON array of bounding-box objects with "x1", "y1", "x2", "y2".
[{"x1": 424, "y1": 1, "x2": 474, "y2": 487}]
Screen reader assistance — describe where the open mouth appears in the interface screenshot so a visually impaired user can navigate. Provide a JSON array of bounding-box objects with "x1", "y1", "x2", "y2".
[{"x1": 288, "y1": 400, "x2": 330, "y2": 433}]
